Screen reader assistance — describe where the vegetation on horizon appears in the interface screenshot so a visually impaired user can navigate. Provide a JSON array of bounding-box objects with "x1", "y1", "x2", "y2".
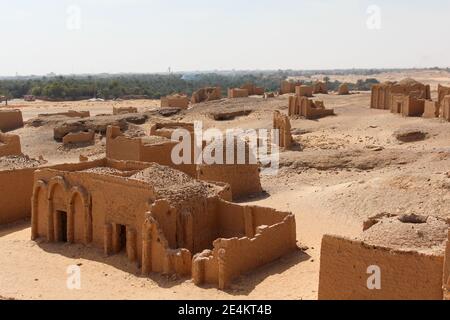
[{"x1": 0, "y1": 72, "x2": 379, "y2": 101}]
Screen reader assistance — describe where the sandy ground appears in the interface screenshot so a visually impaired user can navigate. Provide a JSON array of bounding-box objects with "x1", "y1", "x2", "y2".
[
  {"x1": 6, "y1": 99, "x2": 160, "y2": 121},
  {"x1": 294, "y1": 69, "x2": 450, "y2": 90},
  {"x1": 0, "y1": 71, "x2": 449, "y2": 300}
]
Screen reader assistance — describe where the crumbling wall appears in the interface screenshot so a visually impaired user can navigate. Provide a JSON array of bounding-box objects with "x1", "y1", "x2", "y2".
[
  {"x1": 0, "y1": 159, "x2": 108, "y2": 226},
  {"x1": 371, "y1": 79, "x2": 430, "y2": 110},
  {"x1": 32, "y1": 160, "x2": 155, "y2": 254},
  {"x1": 273, "y1": 111, "x2": 293, "y2": 149},
  {"x1": 161, "y1": 94, "x2": 190, "y2": 109},
  {"x1": 62, "y1": 130, "x2": 95, "y2": 145},
  {"x1": 423, "y1": 101, "x2": 440, "y2": 118},
  {"x1": 107, "y1": 124, "x2": 262, "y2": 200},
  {"x1": 295, "y1": 85, "x2": 313, "y2": 97},
  {"x1": 442, "y1": 96, "x2": 450, "y2": 121},
  {"x1": 227, "y1": 88, "x2": 249, "y2": 99},
  {"x1": 140, "y1": 139, "x2": 197, "y2": 177},
  {"x1": 142, "y1": 213, "x2": 192, "y2": 276},
  {"x1": 390, "y1": 94, "x2": 406, "y2": 114},
  {"x1": 113, "y1": 107, "x2": 137, "y2": 115},
  {"x1": 280, "y1": 80, "x2": 300, "y2": 94},
  {"x1": 338, "y1": 83, "x2": 350, "y2": 95},
  {"x1": 149, "y1": 122, "x2": 194, "y2": 139},
  {"x1": 191, "y1": 87, "x2": 222, "y2": 104},
  {"x1": 106, "y1": 126, "x2": 142, "y2": 161},
  {"x1": 371, "y1": 83, "x2": 392, "y2": 110},
  {"x1": 313, "y1": 81, "x2": 328, "y2": 94},
  {"x1": 29, "y1": 158, "x2": 294, "y2": 289},
  {"x1": 198, "y1": 164, "x2": 262, "y2": 200},
  {"x1": 0, "y1": 168, "x2": 35, "y2": 224},
  {"x1": 240, "y1": 83, "x2": 264, "y2": 96},
  {"x1": 289, "y1": 96, "x2": 334, "y2": 119},
  {"x1": 318, "y1": 235, "x2": 445, "y2": 300},
  {"x1": 106, "y1": 126, "x2": 197, "y2": 176},
  {"x1": 444, "y1": 230, "x2": 450, "y2": 300},
  {"x1": 0, "y1": 109, "x2": 24, "y2": 132},
  {"x1": 390, "y1": 94, "x2": 425, "y2": 117},
  {"x1": 0, "y1": 132, "x2": 22, "y2": 157},
  {"x1": 438, "y1": 85, "x2": 450, "y2": 106},
  {"x1": 192, "y1": 201, "x2": 296, "y2": 289}
]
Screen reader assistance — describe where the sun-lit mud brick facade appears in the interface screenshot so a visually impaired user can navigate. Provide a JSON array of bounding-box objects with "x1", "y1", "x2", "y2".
[
  {"x1": 313, "y1": 81, "x2": 328, "y2": 94},
  {"x1": 423, "y1": 101, "x2": 440, "y2": 118},
  {"x1": 240, "y1": 83, "x2": 265, "y2": 96},
  {"x1": 295, "y1": 85, "x2": 313, "y2": 97},
  {"x1": 280, "y1": 80, "x2": 300, "y2": 95},
  {"x1": 390, "y1": 93, "x2": 425, "y2": 117},
  {"x1": 191, "y1": 87, "x2": 222, "y2": 104},
  {"x1": 0, "y1": 109, "x2": 24, "y2": 132},
  {"x1": 273, "y1": 111, "x2": 293, "y2": 149},
  {"x1": 0, "y1": 132, "x2": 22, "y2": 157},
  {"x1": 106, "y1": 125, "x2": 262, "y2": 200},
  {"x1": 62, "y1": 130, "x2": 95, "y2": 145},
  {"x1": 288, "y1": 96, "x2": 334, "y2": 119},
  {"x1": 161, "y1": 94, "x2": 190, "y2": 109},
  {"x1": 370, "y1": 79, "x2": 431, "y2": 110},
  {"x1": 338, "y1": 83, "x2": 350, "y2": 95},
  {"x1": 30, "y1": 159, "x2": 297, "y2": 289},
  {"x1": 227, "y1": 88, "x2": 249, "y2": 99},
  {"x1": 319, "y1": 215, "x2": 450, "y2": 300}
]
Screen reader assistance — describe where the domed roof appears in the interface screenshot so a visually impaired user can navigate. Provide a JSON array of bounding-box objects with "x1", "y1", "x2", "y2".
[
  {"x1": 398, "y1": 78, "x2": 423, "y2": 86},
  {"x1": 360, "y1": 214, "x2": 449, "y2": 254}
]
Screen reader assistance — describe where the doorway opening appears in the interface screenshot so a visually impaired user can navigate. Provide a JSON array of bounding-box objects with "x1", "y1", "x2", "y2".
[
  {"x1": 57, "y1": 210, "x2": 68, "y2": 242},
  {"x1": 116, "y1": 224, "x2": 127, "y2": 253}
]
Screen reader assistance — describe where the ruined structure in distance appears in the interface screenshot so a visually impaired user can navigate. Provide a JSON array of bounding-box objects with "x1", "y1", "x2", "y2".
[
  {"x1": 280, "y1": 80, "x2": 301, "y2": 95},
  {"x1": 0, "y1": 132, "x2": 22, "y2": 157},
  {"x1": 288, "y1": 96, "x2": 334, "y2": 119},
  {"x1": 191, "y1": 87, "x2": 222, "y2": 104},
  {"x1": 273, "y1": 111, "x2": 293, "y2": 149},
  {"x1": 295, "y1": 85, "x2": 313, "y2": 97},
  {"x1": 227, "y1": 88, "x2": 249, "y2": 99},
  {"x1": 240, "y1": 83, "x2": 265, "y2": 96},
  {"x1": 113, "y1": 107, "x2": 138, "y2": 115},
  {"x1": 0, "y1": 109, "x2": 24, "y2": 132},
  {"x1": 313, "y1": 81, "x2": 328, "y2": 94},
  {"x1": 161, "y1": 94, "x2": 190, "y2": 109},
  {"x1": 338, "y1": 83, "x2": 350, "y2": 95},
  {"x1": 370, "y1": 78, "x2": 431, "y2": 111}
]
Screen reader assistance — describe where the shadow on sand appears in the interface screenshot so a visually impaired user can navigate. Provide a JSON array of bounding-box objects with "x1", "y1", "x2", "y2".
[
  {"x1": 0, "y1": 219, "x2": 30, "y2": 238},
  {"x1": 36, "y1": 240, "x2": 309, "y2": 293},
  {"x1": 195, "y1": 249, "x2": 311, "y2": 296},
  {"x1": 36, "y1": 239, "x2": 188, "y2": 289}
]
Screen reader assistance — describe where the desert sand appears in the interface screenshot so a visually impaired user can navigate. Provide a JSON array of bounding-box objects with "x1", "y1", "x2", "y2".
[{"x1": 0, "y1": 71, "x2": 449, "y2": 300}]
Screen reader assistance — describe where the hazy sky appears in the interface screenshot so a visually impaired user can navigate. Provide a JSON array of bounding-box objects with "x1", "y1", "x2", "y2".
[{"x1": 1, "y1": 0, "x2": 449, "y2": 75}]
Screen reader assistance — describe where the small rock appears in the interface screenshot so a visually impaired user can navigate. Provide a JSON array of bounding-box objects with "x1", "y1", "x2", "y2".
[{"x1": 393, "y1": 128, "x2": 428, "y2": 143}]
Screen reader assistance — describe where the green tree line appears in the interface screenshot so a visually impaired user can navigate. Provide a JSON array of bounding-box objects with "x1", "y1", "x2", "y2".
[{"x1": 0, "y1": 73, "x2": 379, "y2": 101}]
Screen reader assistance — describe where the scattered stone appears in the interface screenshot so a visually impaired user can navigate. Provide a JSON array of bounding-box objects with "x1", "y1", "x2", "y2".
[
  {"x1": 393, "y1": 128, "x2": 428, "y2": 143},
  {"x1": 158, "y1": 108, "x2": 181, "y2": 117}
]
